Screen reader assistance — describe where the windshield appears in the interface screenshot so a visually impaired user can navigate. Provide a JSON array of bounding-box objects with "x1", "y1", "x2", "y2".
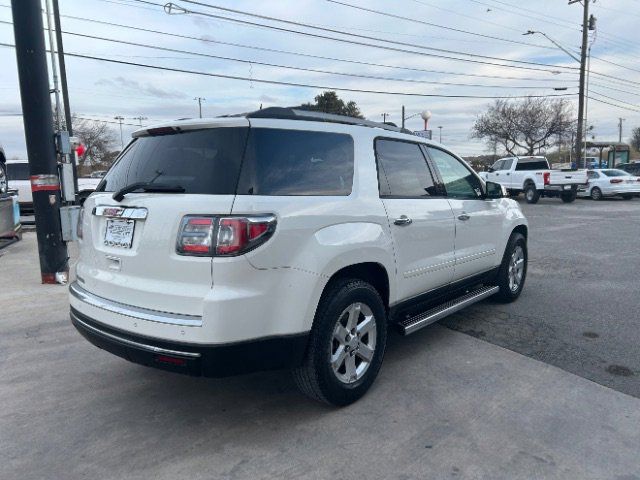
[
  {"x1": 7, "y1": 163, "x2": 29, "y2": 181},
  {"x1": 602, "y1": 169, "x2": 631, "y2": 177}
]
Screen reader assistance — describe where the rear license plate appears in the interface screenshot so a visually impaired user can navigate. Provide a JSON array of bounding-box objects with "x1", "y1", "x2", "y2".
[{"x1": 104, "y1": 219, "x2": 135, "y2": 248}]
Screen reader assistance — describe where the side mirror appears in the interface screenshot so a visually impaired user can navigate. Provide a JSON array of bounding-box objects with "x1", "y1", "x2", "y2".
[
  {"x1": 487, "y1": 167, "x2": 495, "y2": 172},
  {"x1": 485, "y1": 181, "x2": 505, "y2": 199}
]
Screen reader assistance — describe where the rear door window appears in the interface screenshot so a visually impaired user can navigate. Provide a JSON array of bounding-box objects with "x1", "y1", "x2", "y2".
[
  {"x1": 237, "y1": 128, "x2": 354, "y2": 196},
  {"x1": 515, "y1": 159, "x2": 549, "y2": 170},
  {"x1": 99, "y1": 127, "x2": 249, "y2": 194},
  {"x1": 7, "y1": 163, "x2": 30, "y2": 181},
  {"x1": 375, "y1": 139, "x2": 438, "y2": 197}
]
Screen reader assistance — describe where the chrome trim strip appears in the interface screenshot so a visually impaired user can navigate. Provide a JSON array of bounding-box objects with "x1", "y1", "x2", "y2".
[
  {"x1": 400, "y1": 286, "x2": 499, "y2": 335},
  {"x1": 71, "y1": 312, "x2": 201, "y2": 358},
  {"x1": 93, "y1": 205, "x2": 148, "y2": 220},
  {"x1": 69, "y1": 282, "x2": 203, "y2": 327}
]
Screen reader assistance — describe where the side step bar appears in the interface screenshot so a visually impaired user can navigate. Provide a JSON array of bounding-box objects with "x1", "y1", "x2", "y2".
[{"x1": 398, "y1": 286, "x2": 499, "y2": 335}]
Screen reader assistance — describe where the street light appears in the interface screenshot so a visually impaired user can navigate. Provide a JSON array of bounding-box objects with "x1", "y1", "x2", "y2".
[{"x1": 438, "y1": 126, "x2": 443, "y2": 143}]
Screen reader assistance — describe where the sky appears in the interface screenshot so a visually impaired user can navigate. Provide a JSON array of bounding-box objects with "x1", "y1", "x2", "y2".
[{"x1": 1, "y1": 0, "x2": 639, "y2": 159}]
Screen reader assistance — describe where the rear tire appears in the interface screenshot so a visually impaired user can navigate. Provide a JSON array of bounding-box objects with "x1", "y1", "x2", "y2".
[
  {"x1": 0, "y1": 162, "x2": 7, "y2": 195},
  {"x1": 591, "y1": 187, "x2": 603, "y2": 201},
  {"x1": 494, "y1": 233, "x2": 527, "y2": 303},
  {"x1": 560, "y1": 189, "x2": 577, "y2": 203},
  {"x1": 622, "y1": 194, "x2": 633, "y2": 200},
  {"x1": 293, "y1": 278, "x2": 387, "y2": 406},
  {"x1": 524, "y1": 184, "x2": 540, "y2": 204}
]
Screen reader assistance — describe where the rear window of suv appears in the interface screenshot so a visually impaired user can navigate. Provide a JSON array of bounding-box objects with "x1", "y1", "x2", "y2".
[
  {"x1": 99, "y1": 128, "x2": 249, "y2": 195},
  {"x1": 99, "y1": 127, "x2": 354, "y2": 196}
]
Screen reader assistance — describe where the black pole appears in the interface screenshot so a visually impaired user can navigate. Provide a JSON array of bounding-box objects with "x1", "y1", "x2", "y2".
[
  {"x1": 401, "y1": 105, "x2": 405, "y2": 129},
  {"x1": 51, "y1": 0, "x2": 78, "y2": 194},
  {"x1": 575, "y1": 0, "x2": 589, "y2": 169},
  {"x1": 11, "y1": 0, "x2": 68, "y2": 284}
]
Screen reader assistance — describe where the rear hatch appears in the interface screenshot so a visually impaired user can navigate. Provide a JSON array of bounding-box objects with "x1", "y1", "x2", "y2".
[{"x1": 76, "y1": 119, "x2": 249, "y2": 316}]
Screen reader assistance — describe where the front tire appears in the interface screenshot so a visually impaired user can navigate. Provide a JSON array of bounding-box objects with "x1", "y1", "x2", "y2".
[
  {"x1": 524, "y1": 184, "x2": 540, "y2": 204},
  {"x1": 293, "y1": 279, "x2": 387, "y2": 406},
  {"x1": 494, "y1": 233, "x2": 527, "y2": 303}
]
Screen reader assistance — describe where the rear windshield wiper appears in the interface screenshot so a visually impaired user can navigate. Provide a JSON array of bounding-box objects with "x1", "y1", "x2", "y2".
[{"x1": 112, "y1": 182, "x2": 185, "y2": 201}]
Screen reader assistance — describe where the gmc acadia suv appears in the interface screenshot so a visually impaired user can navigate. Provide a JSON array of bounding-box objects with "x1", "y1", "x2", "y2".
[{"x1": 69, "y1": 108, "x2": 528, "y2": 406}]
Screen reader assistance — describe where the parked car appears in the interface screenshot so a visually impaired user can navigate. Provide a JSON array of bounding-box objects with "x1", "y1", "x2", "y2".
[
  {"x1": 6, "y1": 159, "x2": 101, "y2": 212},
  {"x1": 480, "y1": 156, "x2": 588, "y2": 204},
  {"x1": 69, "y1": 108, "x2": 529, "y2": 406},
  {"x1": 616, "y1": 162, "x2": 640, "y2": 176},
  {"x1": 578, "y1": 169, "x2": 640, "y2": 200}
]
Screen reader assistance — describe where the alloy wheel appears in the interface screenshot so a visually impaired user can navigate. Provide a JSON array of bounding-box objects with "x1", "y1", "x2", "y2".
[
  {"x1": 508, "y1": 245, "x2": 525, "y2": 292},
  {"x1": 330, "y1": 302, "x2": 377, "y2": 384}
]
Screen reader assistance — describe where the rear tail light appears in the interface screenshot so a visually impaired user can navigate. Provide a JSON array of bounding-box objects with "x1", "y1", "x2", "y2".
[
  {"x1": 543, "y1": 172, "x2": 550, "y2": 185},
  {"x1": 610, "y1": 178, "x2": 623, "y2": 184},
  {"x1": 177, "y1": 215, "x2": 276, "y2": 256}
]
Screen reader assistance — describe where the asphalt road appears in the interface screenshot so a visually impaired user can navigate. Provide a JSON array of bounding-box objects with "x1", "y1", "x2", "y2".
[{"x1": 442, "y1": 195, "x2": 640, "y2": 398}]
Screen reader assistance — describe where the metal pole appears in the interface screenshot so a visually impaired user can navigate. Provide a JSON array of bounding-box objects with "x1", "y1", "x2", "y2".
[
  {"x1": 618, "y1": 118, "x2": 624, "y2": 143},
  {"x1": 574, "y1": 0, "x2": 590, "y2": 169},
  {"x1": 401, "y1": 105, "x2": 405, "y2": 129},
  {"x1": 114, "y1": 116, "x2": 124, "y2": 148},
  {"x1": 11, "y1": 0, "x2": 68, "y2": 284},
  {"x1": 51, "y1": 0, "x2": 78, "y2": 194},
  {"x1": 43, "y1": 0, "x2": 61, "y2": 130},
  {"x1": 438, "y1": 126, "x2": 443, "y2": 143}
]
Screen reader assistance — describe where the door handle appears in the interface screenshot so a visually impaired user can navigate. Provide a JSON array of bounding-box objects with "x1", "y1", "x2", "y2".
[
  {"x1": 394, "y1": 215, "x2": 412, "y2": 226},
  {"x1": 457, "y1": 213, "x2": 471, "y2": 221}
]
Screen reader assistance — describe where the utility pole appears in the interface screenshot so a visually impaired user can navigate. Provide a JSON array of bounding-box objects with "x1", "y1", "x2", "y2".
[
  {"x1": 43, "y1": 0, "x2": 61, "y2": 130},
  {"x1": 618, "y1": 117, "x2": 625, "y2": 143},
  {"x1": 401, "y1": 105, "x2": 405, "y2": 129},
  {"x1": 571, "y1": 0, "x2": 590, "y2": 169},
  {"x1": 11, "y1": 0, "x2": 68, "y2": 284},
  {"x1": 114, "y1": 116, "x2": 124, "y2": 149},
  {"x1": 51, "y1": 0, "x2": 78, "y2": 194},
  {"x1": 381, "y1": 113, "x2": 390, "y2": 123},
  {"x1": 438, "y1": 126, "x2": 443, "y2": 143},
  {"x1": 132, "y1": 116, "x2": 148, "y2": 127},
  {"x1": 194, "y1": 97, "x2": 205, "y2": 118}
]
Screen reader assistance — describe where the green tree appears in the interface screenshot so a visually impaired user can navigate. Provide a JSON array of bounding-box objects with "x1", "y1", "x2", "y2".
[{"x1": 300, "y1": 91, "x2": 364, "y2": 118}]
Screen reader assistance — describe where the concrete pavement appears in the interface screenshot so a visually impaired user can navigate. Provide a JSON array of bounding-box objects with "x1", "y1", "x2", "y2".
[{"x1": 1, "y1": 233, "x2": 640, "y2": 479}]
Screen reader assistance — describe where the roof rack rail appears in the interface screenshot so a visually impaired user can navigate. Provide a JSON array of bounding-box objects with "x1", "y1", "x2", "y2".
[{"x1": 222, "y1": 107, "x2": 415, "y2": 135}]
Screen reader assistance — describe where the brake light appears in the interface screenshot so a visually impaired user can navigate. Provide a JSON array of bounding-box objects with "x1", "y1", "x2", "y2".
[
  {"x1": 543, "y1": 172, "x2": 550, "y2": 185},
  {"x1": 177, "y1": 215, "x2": 276, "y2": 256},
  {"x1": 610, "y1": 178, "x2": 623, "y2": 184},
  {"x1": 176, "y1": 217, "x2": 215, "y2": 255}
]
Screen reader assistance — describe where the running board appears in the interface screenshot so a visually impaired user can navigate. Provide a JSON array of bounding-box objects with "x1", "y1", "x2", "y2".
[{"x1": 398, "y1": 286, "x2": 499, "y2": 335}]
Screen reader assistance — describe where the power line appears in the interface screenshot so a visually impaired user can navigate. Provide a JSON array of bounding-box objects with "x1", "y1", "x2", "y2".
[
  {"x1": 148, "y1": 0, "x2": 578, "y2": 73},
  {"x1": 0, "y1": 41, "x2": 578, "y2": 100},
  {"x1": 589, "y1": 90, "x2": 639, "y2": 110},
  {"x1": 16, "y1": 23, "x2": 576, "y2": 91},
  {"x1": 588, "y1": 95, "x2": 640, "y2": 114},
  {"x1": 325, "y1": 0, "x2": 557, "y2": 48},
  {"x1": 0, "y1": 4, "x2": 575, "y2": 83}
]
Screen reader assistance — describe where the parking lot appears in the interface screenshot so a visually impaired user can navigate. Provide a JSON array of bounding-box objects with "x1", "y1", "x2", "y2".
[{"x1": 1, "y1": 197, "x2": 640, "y2": 479}]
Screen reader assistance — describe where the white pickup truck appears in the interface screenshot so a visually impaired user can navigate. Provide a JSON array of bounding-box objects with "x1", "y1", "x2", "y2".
[
  {"x1": 6, "y1": 160, "x2": 101, "y2": 213},
  {"x1": 480, "y1": 156, "x2": 588, "y2": 204}
]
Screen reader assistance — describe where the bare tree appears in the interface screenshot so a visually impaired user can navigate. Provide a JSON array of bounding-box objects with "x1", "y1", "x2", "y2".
[
  {"x1": 631, "y1": 127, "x2": 640, "y2": 152},
  {"x1": 472, "y1": 97, "x2": 575, "y2": 156},
  {"x1": 70, "y1": 116, "x2": 119, "y2": 172}
]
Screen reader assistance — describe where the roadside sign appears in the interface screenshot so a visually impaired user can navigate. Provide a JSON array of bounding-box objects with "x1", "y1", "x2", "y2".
[{"x1": 414, "y1": 130, "x2": 432, "y2": 139}]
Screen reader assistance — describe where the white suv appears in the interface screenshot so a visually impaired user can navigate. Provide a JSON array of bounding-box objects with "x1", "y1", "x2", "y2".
[{"x1": 70, "y1": 108, "x2": 528, "y2": 405}]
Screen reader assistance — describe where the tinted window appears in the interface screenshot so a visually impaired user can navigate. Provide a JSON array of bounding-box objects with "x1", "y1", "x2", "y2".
[
  {"x1": 375, "y1": 139, "x2": 437, "y2": 197},
  {"x1": 587, "y1": 171, "x2": 599, "y2": 179},
  {"x1": 501, "y1": 159, "x2": 514, "y2": 170},
  {"x1": 427, "y1": 147, "x2": 482, "y2": 199},
  {"x1": 602, "y1": 169, "x2": 630, "y2": 177},
  {"x1": 7, "y1": 163, "x2": 30, "y2": 181},
  {"x1": 237, "y1": 129, "x2": 353, "y2": 196},
  {"x1": 99, "y1": 128, "x2": 249, "y2": 194},
  {"x1": 515, "y1": 159, "x2": 549, "y2": 171}
]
